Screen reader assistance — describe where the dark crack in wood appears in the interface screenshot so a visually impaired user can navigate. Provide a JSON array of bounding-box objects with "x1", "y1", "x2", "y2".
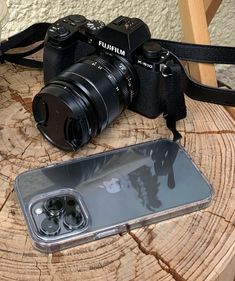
[{"x1": 128, "y1": 231, "x2": 187, "y2": 281}]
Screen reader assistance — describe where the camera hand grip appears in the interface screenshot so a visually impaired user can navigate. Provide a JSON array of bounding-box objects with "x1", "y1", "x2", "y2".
[{"x1": 43, "y1": 42, "x2": 76, "y2": 84}]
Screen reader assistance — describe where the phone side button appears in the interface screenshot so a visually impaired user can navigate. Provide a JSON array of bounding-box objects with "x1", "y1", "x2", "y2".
[{"x1": 95, "y1": 228, "x2": 119, "y2": 239}]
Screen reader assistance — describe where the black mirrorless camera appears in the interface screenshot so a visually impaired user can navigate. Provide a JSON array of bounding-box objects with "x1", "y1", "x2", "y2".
[{"x1": 33, "y1": 15, "x2": 178, "y2": 151}]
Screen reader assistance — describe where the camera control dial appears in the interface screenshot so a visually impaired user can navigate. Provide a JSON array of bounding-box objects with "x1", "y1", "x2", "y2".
[
  {"x1": 47, "y1": 15, "x2": 88, "y2": 45},
  {"x1": 85, "y1": 20, "x2": 105, "y2": 35},
  {"x1": 142, "y1": 40, "x2": 163, "y2": 59},
  {"x1": 57, "y1": 26, "x2": 70, "y2": 37},
  {"x1": 48, "y1": 23, "x2": 70, "y2": 38}
]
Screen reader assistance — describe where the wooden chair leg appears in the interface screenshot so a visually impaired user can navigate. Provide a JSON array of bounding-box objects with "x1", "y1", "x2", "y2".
[
  {"x1": 178, "y1": 0, "x2": 235, "y2": 119},
  {"x1": 178, "y1": 0, "x2": 217, "y2": 87},
  {"x1": 204, "y1": 0, "x2": 222, "y2": 24}
]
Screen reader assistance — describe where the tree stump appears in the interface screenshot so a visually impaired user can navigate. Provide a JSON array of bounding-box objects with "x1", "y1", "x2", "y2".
[{"x1": 0, "y1": 60, "x2": 234, "y2": 281}]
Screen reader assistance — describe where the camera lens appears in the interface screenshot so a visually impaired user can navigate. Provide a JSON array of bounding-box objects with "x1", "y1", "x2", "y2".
[
  {"x1": 44, "y1": 197, "x2": 65, "y2": 216},
  {"x1": 66, "y1": 198, "x2": 76, "y2": 207},
  {"x1": 32, "y1": 53, "x2": 138, "y2": 150},
  {"x1": 63, "y1": 210, "x2": 85, "y2": 230},
  {"x1": 40, "y1": 217, "x2": 60, "y2": 236}
]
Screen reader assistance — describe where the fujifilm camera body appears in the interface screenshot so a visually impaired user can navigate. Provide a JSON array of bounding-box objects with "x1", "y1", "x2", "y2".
[{"x1": 33, "y1": 15, "x2": 179, "y2": 150}]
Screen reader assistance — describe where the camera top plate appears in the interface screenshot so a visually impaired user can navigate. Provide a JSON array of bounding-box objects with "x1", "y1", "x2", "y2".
[{"x1": 46, "y1": 14, "x2": 151, "y2": 56}]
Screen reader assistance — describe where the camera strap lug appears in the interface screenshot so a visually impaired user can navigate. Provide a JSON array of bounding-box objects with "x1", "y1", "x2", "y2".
[{"x1": 160, "y1": 63, "x2": 172, "y2": 77}]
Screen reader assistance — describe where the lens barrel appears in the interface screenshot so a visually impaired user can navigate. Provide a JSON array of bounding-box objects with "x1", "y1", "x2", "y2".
[{"x1": 33, "y1": 53, "x2": 138, "y2": 150}]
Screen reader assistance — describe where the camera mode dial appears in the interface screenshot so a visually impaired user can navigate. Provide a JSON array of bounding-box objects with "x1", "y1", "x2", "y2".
[{"x1": 85, "y1": 20, "x2": 105, "y2": 35}]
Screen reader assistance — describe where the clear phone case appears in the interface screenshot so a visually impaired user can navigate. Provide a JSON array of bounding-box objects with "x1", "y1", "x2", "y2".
[{"x1": 14, "y1": 139, "x2": 213, "y2": 252}]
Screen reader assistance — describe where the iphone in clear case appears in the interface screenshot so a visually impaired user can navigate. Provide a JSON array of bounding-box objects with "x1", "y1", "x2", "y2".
[{"x1": 14, "y1": 139, "x2": 213, "y2": 252}]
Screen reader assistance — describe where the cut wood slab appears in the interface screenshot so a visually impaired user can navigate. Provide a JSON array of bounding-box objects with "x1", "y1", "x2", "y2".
[{"x1": 0, "y1": 61, "x2": 234, "y2": 281}]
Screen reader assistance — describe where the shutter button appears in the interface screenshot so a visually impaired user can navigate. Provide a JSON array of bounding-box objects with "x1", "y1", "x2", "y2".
[{"x1": 69, "y1": 15, "x2": 86, "y2": 23}]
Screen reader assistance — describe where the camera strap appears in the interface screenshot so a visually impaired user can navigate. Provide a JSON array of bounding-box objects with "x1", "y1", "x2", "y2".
[
  {"x1": 156, "y1": 38, "x2": 235, "y2": 106},
  {"x1": 0, "y1": 23, "x2": 235, "y2": 141},
  {"x1": 0, "y1": 22, "x2": 50, "y2": 67},
  {"x1": 154, "y1": 39, "x2": 235, "y2": 140},
  {"x1": 163, "y1": 62, "x2": 187, "y2": 141}
]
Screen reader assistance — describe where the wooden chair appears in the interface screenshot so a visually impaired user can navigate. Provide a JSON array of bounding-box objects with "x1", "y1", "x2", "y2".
[{"x1": 178, "y1": 0, "x2": 235, "y2": 119}]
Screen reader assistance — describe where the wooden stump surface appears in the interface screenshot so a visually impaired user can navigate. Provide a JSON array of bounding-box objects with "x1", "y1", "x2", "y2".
[{"x1": 0, "y1": 60, "x2": 235, "y2": 281}]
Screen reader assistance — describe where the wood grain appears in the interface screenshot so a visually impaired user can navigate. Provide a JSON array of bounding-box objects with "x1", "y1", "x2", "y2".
[
  {"x1": 203, "y1": 0, "x2": 222, "y2": 25},
  {"x1": 0, "y1": 60, "x2": 234, "y2": 281},
  {"x1": 178, "y1": 0, "x2": 217, "y2": 86},
  {"x1": 178, "y1": 0, "x2": 235, "y2": 119}
]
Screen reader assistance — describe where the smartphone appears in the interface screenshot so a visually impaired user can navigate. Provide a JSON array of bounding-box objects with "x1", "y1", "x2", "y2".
[{"x1": 14, "y1": 139, "x2": 213, "y2": 253}]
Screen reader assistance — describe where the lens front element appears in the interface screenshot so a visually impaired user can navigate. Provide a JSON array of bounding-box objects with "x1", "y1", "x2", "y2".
[
  {"x1": 40, "y1": 217, "x2": 61, "y2": 236},
  {"x1": 64, "y1": 210, "x2": 85, "y2": 230},
  {"x1": 44, "y1": 197, "x2": 65, "y2": 216}
]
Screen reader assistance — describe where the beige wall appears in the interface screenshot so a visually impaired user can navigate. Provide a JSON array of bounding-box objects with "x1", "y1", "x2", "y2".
[{"x1": 2, "y1": 0, "x2": 235, "y2": 46}]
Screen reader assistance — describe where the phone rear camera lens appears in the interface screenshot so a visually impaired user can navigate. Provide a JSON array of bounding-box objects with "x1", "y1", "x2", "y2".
[
  {"x1": 66, "y1": 198, "x2": 76, "y2": 207},
  {"x1": 64, "y1": 210, "x2": 85, "y2": 230},
  {"x1": 44, "y1": 197, "x2": 65, "y2": 216},
  {"x1": 40, "y1": 217, "x2": 60, "y2": 236}
]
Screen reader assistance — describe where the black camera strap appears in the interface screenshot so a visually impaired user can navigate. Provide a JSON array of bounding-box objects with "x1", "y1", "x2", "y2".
[
  {"x1": 156, "y1": 38, "x2": 235, "y2": 106},
  {"x1": 0, "y1": 23, "x2": 235, "y2": 141},
  {"x1": 154, "y1": 39, "x2": 235, "y2": 140},
  {"x1": 156, "y1": 39, "x2": 235, "y2": 65},
  {"x1": 0, "y1": 22, "x2": 50, "y2": 67},
  {"x1": 163, "y1": 63, "x2": 187, "y2": 141}
]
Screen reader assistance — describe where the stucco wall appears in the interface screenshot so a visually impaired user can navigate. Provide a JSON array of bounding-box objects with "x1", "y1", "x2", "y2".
[{"x1": 1, "y1": 0, "x2": 235, "y2": 46}]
